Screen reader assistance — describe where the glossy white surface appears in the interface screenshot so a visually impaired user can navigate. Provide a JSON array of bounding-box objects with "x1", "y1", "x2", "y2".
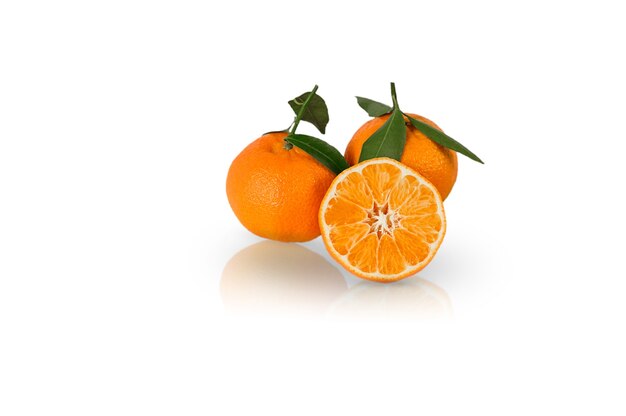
[{"x1": 1, "y1": 1, "x2": 625, "y2": 414}]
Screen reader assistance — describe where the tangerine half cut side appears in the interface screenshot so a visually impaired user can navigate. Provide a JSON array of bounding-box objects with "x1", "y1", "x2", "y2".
[{"x1": 319, "y1": 158, "x2": 446, "y2": 282}]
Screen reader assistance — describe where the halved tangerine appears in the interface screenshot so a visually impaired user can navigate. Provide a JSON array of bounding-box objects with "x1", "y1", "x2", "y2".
[{"x1": 319, "y1": 157, "x2": 446, "y2": 282}]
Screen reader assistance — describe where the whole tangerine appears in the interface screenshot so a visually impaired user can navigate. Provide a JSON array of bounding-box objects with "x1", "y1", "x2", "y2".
[
  {"x1": 226, "y1": 132, "x2": 336, "y2": 242},
  {"x1": 345, "y1": 113, "x2": 458, "y2": 200}
]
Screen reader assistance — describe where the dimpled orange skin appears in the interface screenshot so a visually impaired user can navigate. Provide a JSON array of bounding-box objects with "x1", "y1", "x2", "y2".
[
  {"x1": 345, "y1": 113, "x2": 458, "y2": 200},
  {"x1": 226, "y1": 132, "x2": 336, "y2": 242}
]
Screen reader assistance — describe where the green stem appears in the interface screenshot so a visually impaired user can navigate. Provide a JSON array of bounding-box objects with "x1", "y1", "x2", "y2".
[
  {"x1": 289, "y1": 84, "x2": 319, "y2": 135},
  {"x1": 390, "y1": 82, "x2": 399, "y2": 110}
]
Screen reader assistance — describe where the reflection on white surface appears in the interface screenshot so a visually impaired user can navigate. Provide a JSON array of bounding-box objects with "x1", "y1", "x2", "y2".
[
  {"x1": 221, "y1": 241, "x2": 452, "y2": 320},
  {"x1": 220, "y1": 241, "x2": 348, "y2": 317},
  {"x1": 327, "y1": 279, "x2": 453, "y2": 320}
]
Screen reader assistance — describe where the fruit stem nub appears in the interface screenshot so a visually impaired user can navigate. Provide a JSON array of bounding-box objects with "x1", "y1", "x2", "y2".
[
  {"x1": 390, "y1": 82, "x2": 399, "y2": 110},
  {"x1": 289, "y1": 84, "x2": 319, "y2": 136}
]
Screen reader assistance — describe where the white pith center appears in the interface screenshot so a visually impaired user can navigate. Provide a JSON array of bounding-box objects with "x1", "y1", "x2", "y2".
[{"x1": 365, "y1": 201, "x2": 401, "y2": 238}]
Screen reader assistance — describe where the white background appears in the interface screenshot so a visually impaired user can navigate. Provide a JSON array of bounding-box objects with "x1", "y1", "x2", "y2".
[{"x1": 1, "y1": 0, "x2": 625, "y2": 414}]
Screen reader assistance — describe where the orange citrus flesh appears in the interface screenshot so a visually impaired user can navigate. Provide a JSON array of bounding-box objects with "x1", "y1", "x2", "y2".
[{"x1": 319, "y1": 158, "x2": 446, "y2": 282}]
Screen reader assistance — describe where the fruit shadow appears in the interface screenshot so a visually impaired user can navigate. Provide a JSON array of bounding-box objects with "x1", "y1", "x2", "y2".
[
  {"x1": 326, "y1": 278, "x2": 453, "y2": 321},
  {"x1": 220, "y1": 240, "x2": 452, "y2": 320}
]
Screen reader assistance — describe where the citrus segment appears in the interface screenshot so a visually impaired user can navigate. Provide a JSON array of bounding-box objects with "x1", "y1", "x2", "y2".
[
  {"x1": 377, "y1": 234, "x2": 405, "y2": 275},
  {"x1": 346, "y1": 233, "x2": 379, "y2": 274},
  {"x1": 319, "y1": 158, "x2": 446, "y2": 282},
  {"x1": 361, "y1": 162, "x2": 402, "y2": 203},
  {"x1": 388, "y1": 175, "x2": 419, "y2": 210},
  {"x1": 392, "y1": 228, "x2": 429, "y2": 266},
  {"x1": 329, "y1": 223, "x2": 370, "y2": 255},
  {"x1": 323, "y1": 197, "x2": 367, "y2": 226},
  {"x1": 335, "y1": 171, "x2": 373, "y2": 208}
]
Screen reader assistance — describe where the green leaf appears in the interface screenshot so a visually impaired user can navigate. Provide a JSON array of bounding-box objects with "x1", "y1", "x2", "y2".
[
  {"x1": 358, "y1": 109, "x2": 407, "y2": 162},
  {"x1": 356, "y1": 96, "x2": 393, "y2": 117},
  {"x1": 286, "y1": 134, "x2": 349, "y2": 175},
  {"x1": 288, "y1": 92, "x2": 329, "y2": 134},
  {"x1": 405, "y1": 114, "x2": 484, "y2": 164}
]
